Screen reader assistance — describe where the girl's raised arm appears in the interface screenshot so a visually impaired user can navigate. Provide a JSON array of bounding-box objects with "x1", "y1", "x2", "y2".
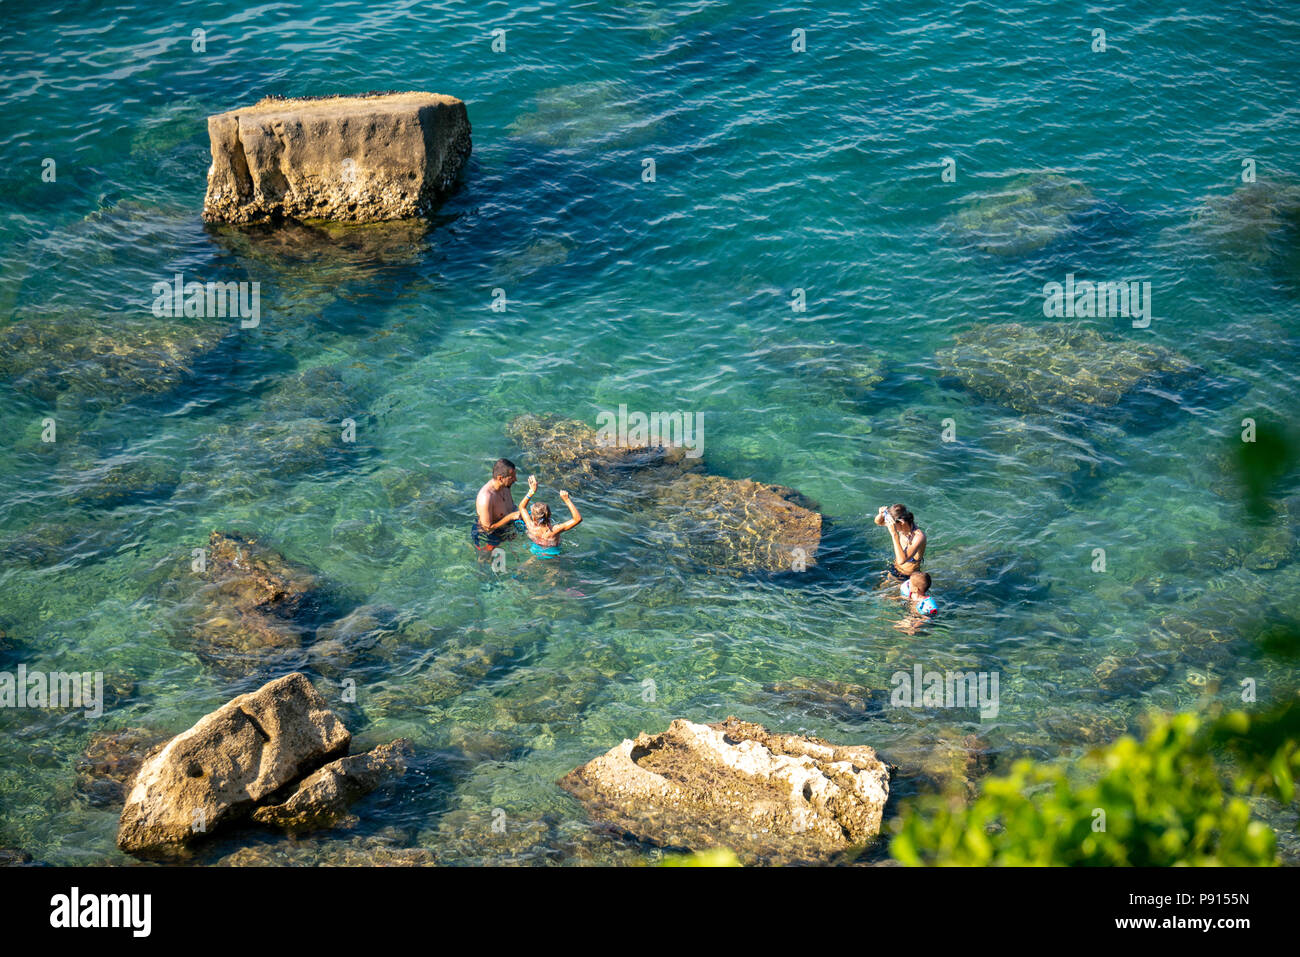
[{"x1": 553, "y1": 490, "x2": 582, "y2": 533}]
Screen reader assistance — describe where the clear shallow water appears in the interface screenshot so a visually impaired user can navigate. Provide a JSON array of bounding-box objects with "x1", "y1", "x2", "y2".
[{"x1": 0, "y1": 1, "x2": 1298, "y2": 864}]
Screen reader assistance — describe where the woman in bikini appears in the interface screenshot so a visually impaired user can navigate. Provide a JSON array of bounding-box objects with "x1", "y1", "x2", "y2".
[
  {"x1": 873, "y1": 503, "x2": 926, "y2": 582},
  {"x1": 516, "y1": 474, "x2": 582, "y2": 558}
]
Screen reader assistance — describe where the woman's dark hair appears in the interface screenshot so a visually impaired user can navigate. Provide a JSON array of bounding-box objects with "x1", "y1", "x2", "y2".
[
  {"x1": 888, "y1": 503, "x2": 915, "y2": 527},
  {"x1": 531, "y1": 502, "x2": 551, "y2": 524}
]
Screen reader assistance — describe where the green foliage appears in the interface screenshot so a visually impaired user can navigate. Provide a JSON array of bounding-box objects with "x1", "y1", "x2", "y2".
[
  {"x1": 660, "y1": 847, "x2": 742, "y2": 867},
  {"x1": 1207, "y1": 703, "x2": 1300, "y2": 803},
  {"x1": 891, "y1": 708, "x2": 1299, "y2": 866}
]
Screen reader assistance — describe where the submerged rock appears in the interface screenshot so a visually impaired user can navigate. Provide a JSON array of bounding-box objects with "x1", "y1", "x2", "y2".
[
  {"x1": 760, "y1": 676, "x2": 886, "y2": 721},
  {"x1": 203, "y1": 92, "x2": 471, "y2": 224},
  {"x1": 507, "y1": 81, "x2": 657, "y2": 150},
  {"x1": 758, "y1": 340, "x2": 886, "y2": 398},
  {"x1": 0, "y1": 849, "x2": 33, "y2": 867},
  {"x1": 176, "y1": 365, "x2": 368, "y2": 502},
  {"x1": 494, "y1": 237, "x2": 571, "y2": 281},
  {"x1": 117, "y1": 673, "x2": 351, "y2": 855},
  {"x1": 1, "y1": 201, "x2": 207, "y2": 323},
  {"x1": 507, "y1": 413, "x2": 820, "y2": 572},
  {"x1": 0, "y1": 310, "x2": 230, "y2": 412},
  {"x1": 251, "y1": 738, "x2": 411, "y2": 832},
  {"x1": 206, "y1": 217, "x2": 434, "y2": 292},
  {"x1": 1039, "y1": 708, "x2": 1129, "y2": 747},
  {"x1": 262, "y1": 364, "x2": 360, "y2": 420},
  {"x1": 131, "y1": 96, "x2": 211, "y2": 156},
  {"x1": 559, "y1": 717, "x2": 890, "y2": 864},
  {"x1": 937, "y1": 322, "x2": 1200, "y2": 415},
  {"x1": 1190, "y1": 178, "x2": 1300, "y2": 286},
  {"x1": 879, "y1": 728, "x2": 992, "y2": 798},
  {"x1": 61, "y1": 455, "x2": 182, "y2": 509},
  {"x1": 75, "y1": 727, "x2": 171, "y2": 808},
  {"x1": 490, "y1": 666, "x2": 606, "y2": 727},
  {"x1": 652, "y1": 473, "x2": 823, "y2": 572},
  {"x1": 927, "y1": 541, "x2": 1045, "y2": 603},
  {"x1": 167, "y1": 531, "x2": 331, "y2": 678},
  {"x1": 1226, "y1": 508, "x2": 1297, "y2": 571},
  {"x1": 977, "y1": 417, "x2": 1093, "y2": 481},
  {"x1": 1157, "y1": 612, "x2": 1240, "y2": 650},
  {"x1": 1093, "y1": 651, "x2": 1172, "y2": 695},
  {"x1": 307, "y1": 604, "x2": 400, "y2": 678},
  {"x1": 948, "y1": 172, "x2": 1093, "y2": 256},
  {"x1": 197, "y1": 418, "x2": 344, "y2": 480},
  {"x1": 6, "y1": 514, "x2": 124, "y2": 569},
  {"x1": 366, "y1": 630, "x2": 522, "y2": 710},
  {"x1": 506, "y1": 413, "x2": 695, "y2": 480},
  {"x1": 215, "y1": 833, "x2": 437, "y2": 867}
]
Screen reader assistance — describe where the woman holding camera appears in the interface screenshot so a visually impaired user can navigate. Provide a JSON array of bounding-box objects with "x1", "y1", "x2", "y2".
[{"x1": 873, "y1": 504, "x2": 926, "y2": 581}]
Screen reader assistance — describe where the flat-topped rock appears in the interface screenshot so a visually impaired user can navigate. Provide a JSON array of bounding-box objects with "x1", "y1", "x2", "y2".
[
  {"x1": 203, "y1": 92, "x2": 471, "y2": 224},
  {"x1": 560, "y1": 717, "x2": 889, "y2": 864}
]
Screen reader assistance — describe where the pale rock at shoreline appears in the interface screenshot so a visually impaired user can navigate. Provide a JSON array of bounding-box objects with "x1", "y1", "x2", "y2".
[{"x1": 560, "y1": 717, "x2": 889, "y2": 864}]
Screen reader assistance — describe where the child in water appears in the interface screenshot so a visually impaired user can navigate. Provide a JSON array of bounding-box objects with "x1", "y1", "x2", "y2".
[
  {"x1": 895, "y1": 571, "x2": 938, "y2": 633},
  {"x1": 516, "y1": 474, "x2": 581, "y2": 558}
]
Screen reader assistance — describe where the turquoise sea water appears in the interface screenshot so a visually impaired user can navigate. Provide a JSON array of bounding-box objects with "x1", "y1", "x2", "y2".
[{"x1": 0, "y1": 1, "x2": 1298, "y2": 865}]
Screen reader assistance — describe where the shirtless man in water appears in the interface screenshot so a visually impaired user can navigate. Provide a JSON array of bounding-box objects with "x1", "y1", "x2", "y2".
[{"x1": 472, "y1": 458, "x2": 521, "y2": 551}]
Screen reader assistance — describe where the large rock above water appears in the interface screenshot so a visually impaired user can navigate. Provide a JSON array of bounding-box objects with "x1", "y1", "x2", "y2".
[
  {"x1": 559, "y1": 717, "x2": 890, "y2": 864},
  {"x1": 937, "y1": 322, "x2": 1200, "y2": 415},
  {"x1": 202, "y1": 93, "x2": 472, "y2": 224},
  {"x1": 653, "y1": 473, "x2": 823, "y2": 572},
  {"x1": 250, "y1": 738, "x2": 411, "y2": 832},
  {"x1": 117, "y1": 673, "x2": 351, "y2": 854}
]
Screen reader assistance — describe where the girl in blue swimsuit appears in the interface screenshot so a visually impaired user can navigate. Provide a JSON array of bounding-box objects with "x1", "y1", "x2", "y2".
[{"x1": 516, "y1": 475, "x2": 582, "y2": 558}]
